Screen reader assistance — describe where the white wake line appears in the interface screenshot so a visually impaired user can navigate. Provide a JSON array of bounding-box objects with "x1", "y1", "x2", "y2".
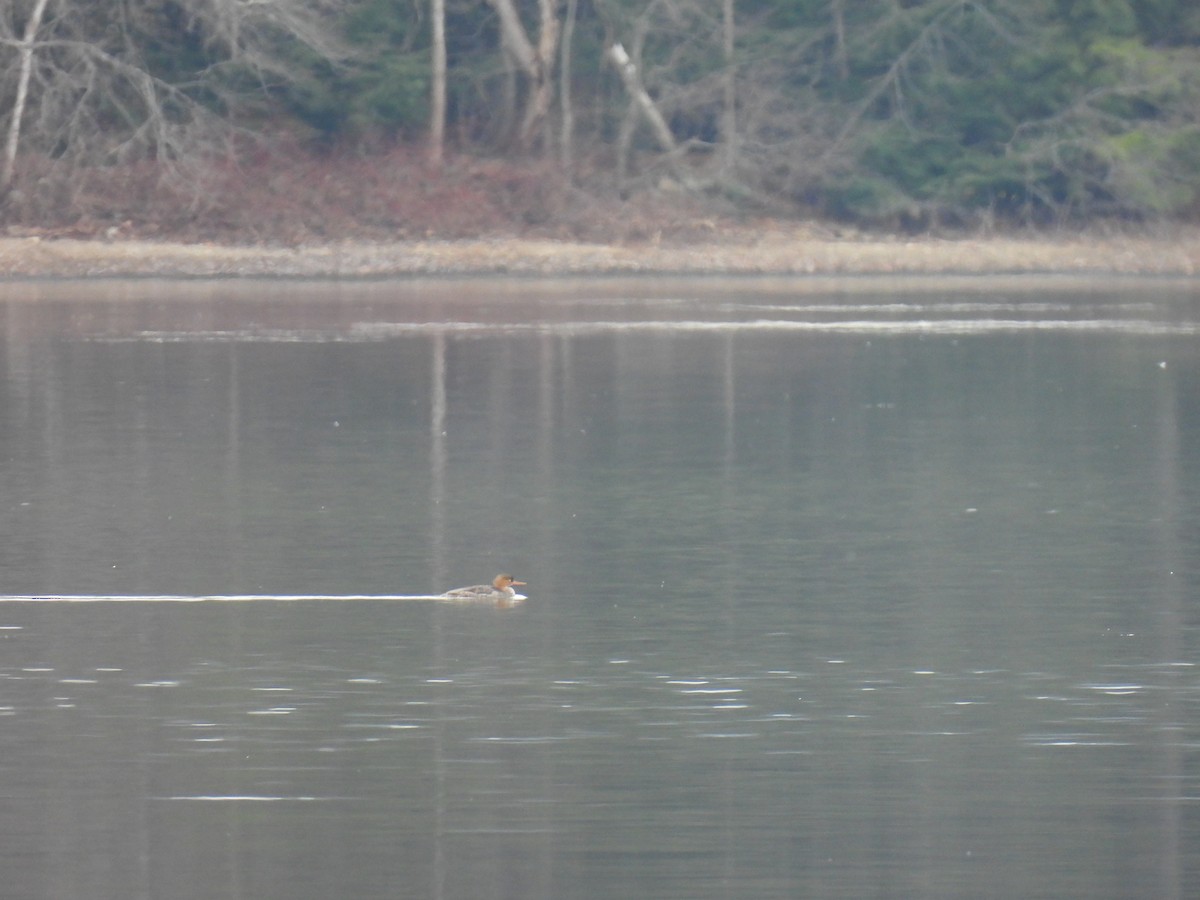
[
  {"x1": 97, "y1": 317, "x2": 1200, "y2": 342},
  {"x1": 153, "y1": 801, "x2": 338, "y2": 806},
  {"x1": 0, "y1": 594, "x2": 527, "y2": 603},
  {"x1": 350, "y1": 318, "x2": 1200, "y2": 336}
]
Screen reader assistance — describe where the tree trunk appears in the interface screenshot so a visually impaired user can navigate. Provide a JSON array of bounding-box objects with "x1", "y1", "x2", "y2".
[
  {"x1": 485, "y1": 0, "x2": 562, "y2": 151},
  {"x1": 831, "y1": 0, "x2": 849, "y2": 81},
  {"x1": 2, "y1": 0, "x2": 51, "y2": 193},
  {"x1": 605, "y1": 42, "x2": 678, "y2": 155},
  {"x1": 524, "y1": 0, "x2": 561, "y2": 148},
  {"x1": 428, "y1": 0, "x2": 447, "y2": 169},
  {"x1": 558, "y1": 0, "x2": 578, "y2": 174},
  {"x1": 615, "y1": 105, "x2": 638, "y2": 189},
  {"x1": 720, "y1": 0, "x2": 737, "y2": 173}
]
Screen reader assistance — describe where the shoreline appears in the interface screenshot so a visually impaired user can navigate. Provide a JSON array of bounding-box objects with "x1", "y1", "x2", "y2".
[{"x1": 1, "y1": 231, "x2": 1199, "y2": 279}]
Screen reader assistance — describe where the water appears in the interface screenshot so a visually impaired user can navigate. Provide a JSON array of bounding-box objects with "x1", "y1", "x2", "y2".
[{"x1": 1, "y1": 276, "x2": 1198, "y2": 899}]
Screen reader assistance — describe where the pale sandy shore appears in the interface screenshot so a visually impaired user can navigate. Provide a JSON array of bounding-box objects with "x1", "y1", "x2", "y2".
[{"x1": 1, "y1": 230, "x2": 1199, "y2": 278}]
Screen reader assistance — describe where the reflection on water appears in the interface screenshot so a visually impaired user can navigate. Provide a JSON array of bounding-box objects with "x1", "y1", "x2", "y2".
[{"x1": 0, "y1": 277, "x2": 1198, "y2": 900}]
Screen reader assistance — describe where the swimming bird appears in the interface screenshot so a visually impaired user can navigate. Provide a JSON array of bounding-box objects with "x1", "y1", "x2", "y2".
[{"x1": 441, "y1": 574, "x2": 527, "y2": 603}]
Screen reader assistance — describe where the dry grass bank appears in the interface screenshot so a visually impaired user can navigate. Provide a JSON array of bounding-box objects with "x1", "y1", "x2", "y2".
[{"x1": 0, "y1": 228, "x2": 1198, "y2": 279}]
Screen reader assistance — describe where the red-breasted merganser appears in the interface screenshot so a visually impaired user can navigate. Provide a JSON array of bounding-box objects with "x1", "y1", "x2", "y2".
[{"x1": 441, "y1": 574, "x2": 527, "y2": 603}]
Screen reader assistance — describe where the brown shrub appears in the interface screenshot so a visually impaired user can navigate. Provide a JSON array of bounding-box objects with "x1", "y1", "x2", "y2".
[{"x1": 1, "y1": 137, "x2": 752, "y2": 245}]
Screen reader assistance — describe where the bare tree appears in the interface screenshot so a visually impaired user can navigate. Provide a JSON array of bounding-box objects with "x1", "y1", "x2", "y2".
[
  {"x1": 1, "y1": 0, "x2": 50, "y2": 193},
  {"x1": 606, "y1": 42, "x2": 678, "y2": 157},
  {"x1": 719, "y1": 0, "x2": 736, "y2": 174},
  {"x1": 558, "y1": 0, "x2": 577, "y2": 173},
  {"x1": 600, "y1": 0, "x2": 743, "y2": 194},
  {"x1": 429, "y1": 0, "x2": 447, "y2": 168},
  {"x1": 0, "y1": 0, "x2": 347, "y2": 212},
  {"x1": 485, "y1": 0, "x2": 563, "y2": 151},
  {"x1": 830, "y1": 0, "x2": 848, "y2": 81}
]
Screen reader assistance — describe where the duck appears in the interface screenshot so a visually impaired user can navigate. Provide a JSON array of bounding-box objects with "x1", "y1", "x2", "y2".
[{"x1": 441, "y1": 574, "x2": 527, "y2": 603}]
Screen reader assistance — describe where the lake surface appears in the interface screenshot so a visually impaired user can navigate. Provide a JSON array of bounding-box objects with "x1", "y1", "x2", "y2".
[{"x1": 1, "y1": 275, "x2": 1198, "y2": 899}]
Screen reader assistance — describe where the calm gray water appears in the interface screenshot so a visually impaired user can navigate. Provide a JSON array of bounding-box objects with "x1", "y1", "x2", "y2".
[{"x1": 1, "y1": 276, "x2": 1198, "y2": 899}]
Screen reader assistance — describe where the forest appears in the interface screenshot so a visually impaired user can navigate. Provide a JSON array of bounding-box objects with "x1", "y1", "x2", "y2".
[{"x1": 1, "y1": 0, "x2": 1199, "y2": 242}]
